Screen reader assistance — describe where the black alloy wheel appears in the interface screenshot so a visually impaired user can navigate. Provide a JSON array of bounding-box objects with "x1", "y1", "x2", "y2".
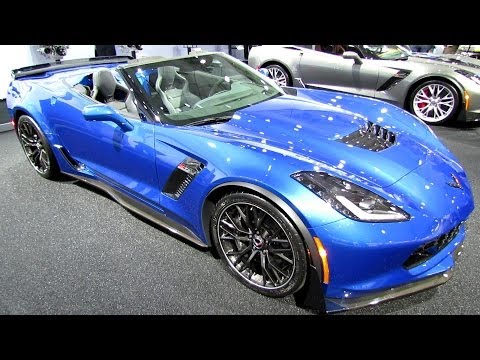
[
  {"x1": 211, "y1": 192, "x2": 308, "y2": 297},
  {"x1": 17, "y1": 115, "x2": 60, "y2": 179}
]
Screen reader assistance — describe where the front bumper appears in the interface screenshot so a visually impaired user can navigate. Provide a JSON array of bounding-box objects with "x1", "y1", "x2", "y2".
[
  {"x1": 464, "y1": 109, "x2": 480, "y2": 122},
  {"x1": 324, "y1": 243, "x2": 464, "y2": 313}
]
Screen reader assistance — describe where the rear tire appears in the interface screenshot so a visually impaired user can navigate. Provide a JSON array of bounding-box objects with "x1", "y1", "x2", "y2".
[{"x1": 17, "y1": 115, "x2": 61, "y2": 180}]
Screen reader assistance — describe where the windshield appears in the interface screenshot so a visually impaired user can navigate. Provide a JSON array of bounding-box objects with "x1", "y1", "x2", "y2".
[
  {"x1": 359, "y1": 45, "x2": 409, "y2": 60},
  {"x1": 123, "y1": 53, "x2": 283, "y2": 125}
]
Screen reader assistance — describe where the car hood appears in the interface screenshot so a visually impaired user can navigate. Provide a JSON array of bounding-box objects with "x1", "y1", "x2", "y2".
[
  {"x1": 398, "y1": 54, "x2": 480, "y2": 72},
  {"x1": 188, "y1": 94, "x2": 431, "y2": 188}
]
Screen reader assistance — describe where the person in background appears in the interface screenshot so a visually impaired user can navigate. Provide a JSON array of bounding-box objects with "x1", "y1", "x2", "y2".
[
  {"x1": 410, "y1": 45, "x2": 435, "y2": 53},
  {"x1": 95, "y1": 45, "x2": 116, "y2": 57},
  {"x1": 443, "y1": 45, "x2": 459, "y2": 54},
  {"x1": 432, "y1": 45, "x2": 445, "y2": 54}
]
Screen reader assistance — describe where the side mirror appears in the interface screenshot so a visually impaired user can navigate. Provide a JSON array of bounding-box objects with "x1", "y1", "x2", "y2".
[
  {"x1": 343, "y1": 51, "x2": 363, "y2": 65},
  {"x1": 82, "y1": 104, "x2": 134, "y2": 131}
]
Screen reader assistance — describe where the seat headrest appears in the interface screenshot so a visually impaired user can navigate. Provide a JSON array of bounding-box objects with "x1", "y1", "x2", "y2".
[
  {"x1": 93, "y1": 70, "x2": 117, "y2": 100},
  {"x1": 158, "y1": 66, "x2": 177, "y2": 90},
  {"x1": 148, "y1": 72, "x2": 158, "y2": 89}
]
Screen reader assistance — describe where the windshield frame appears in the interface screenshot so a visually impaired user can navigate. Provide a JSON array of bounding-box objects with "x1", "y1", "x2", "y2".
[
  {"x1": 118, "y1": 52, "x2": 284, "y2": 126},
  {"x1": 357, "y1": 45, "x2": 410, "y2": 60}
]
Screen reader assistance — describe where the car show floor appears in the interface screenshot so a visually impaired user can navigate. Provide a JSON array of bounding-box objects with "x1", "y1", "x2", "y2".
[{"x1": 0, "y1": 122, "x2": 479, "y2": 315}]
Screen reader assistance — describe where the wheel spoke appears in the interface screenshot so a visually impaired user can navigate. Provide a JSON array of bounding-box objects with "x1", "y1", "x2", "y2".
[
  {"x1": 245, "y1": 205, "x2": 253, "y2": 230},
  {"x1": 270, "y1": 238, "x2": 289, "y2": 243},
  {"x1": 419, "y1": 106, "x2": 430, "y2": 115},
  {"x1": 23, "y1": 123, "x2": 31, "y2": 136},
  {"x1": 255, "y1": 211, "x2": 267, "y2": 229},
  {"x1": 438, "y1": 100, "x2": 453, "y2": 106},
  {"x1": 260, "y1": 252, "x2": 276, "y2": 286},
  {"x1": 225, "y1": 211, "x2": 249, "y2": 234},
  {"x1": 267, "y1": 253, "x2": 289, "y2": 278},
  {"x1": 233, "y1": 248, "x2": 251, "y2": 266},
  {"x1": 268, "y1": 227, "x2": 282, "y2": 239},
  {"x1": 272, "y1": 252, "x2": 294, "y2": 265},
  {"x1": 416, "y1": 93, "x2": 429, "y2": 100},
  {"x1": 235, "y1": 205, "x2": 247, "y2": 223},
  {"x1": 21, "y1": 134, "x2": 35, "y2": 145},
  {"x1": 238, "y1": 249, "x2": 258, "y2": 272},
  {"x1": 227, "y1": 244, "x2": 252, "y2": 258},
  {"x1": 29, "y1": 148, "x2": 39, "y2": 158},
  {"x1": 220, "y1": 225, "x2": 247, "y2": 251},
  {"x1": 251, "y1": 206, "x2": 259, "y2": 229},
  {"x1": 269, "y1": 248, "x2": 292, "y2": 253},
  {"x1": 219, "y1": 225, "x2": 238, "y2": 239},
  {"x1": 220, "y1": 218, "x2": 236, "y2": 231},
  {"x1": 268, "y1": 263, "x2": 283, "y2": 283}
]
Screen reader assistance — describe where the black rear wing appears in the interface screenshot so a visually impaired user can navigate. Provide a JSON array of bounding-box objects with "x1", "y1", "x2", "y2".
[{"x1": 11, "y1": 55, "x2": 133, "y2": 79}]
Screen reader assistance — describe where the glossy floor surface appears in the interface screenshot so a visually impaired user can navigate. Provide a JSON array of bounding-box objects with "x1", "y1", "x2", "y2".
[{"x1": 0, "y1": 123, "x2": 479, "y2": 315}]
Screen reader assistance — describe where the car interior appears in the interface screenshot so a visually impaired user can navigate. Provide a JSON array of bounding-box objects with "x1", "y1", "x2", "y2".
[
  {"x1": 136, "y1": 59, "x2": 238, "y2": 115},
  {"x1": 70, "y1": 56, "x2": 264, "y2": 122},
  {"x1": 71, "y1": 69, "x2": 140, "y2": 119}
]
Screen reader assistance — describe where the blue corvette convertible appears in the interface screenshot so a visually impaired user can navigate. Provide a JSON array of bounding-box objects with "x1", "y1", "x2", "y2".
[{"x1": 6, "y1": 53, "x2": 474, "y2": 312}]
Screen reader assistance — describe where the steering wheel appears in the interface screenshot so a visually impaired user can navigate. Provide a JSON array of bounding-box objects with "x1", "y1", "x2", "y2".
[{"x1": 208, "y1": 78, "x2": 231, "y2": 97}]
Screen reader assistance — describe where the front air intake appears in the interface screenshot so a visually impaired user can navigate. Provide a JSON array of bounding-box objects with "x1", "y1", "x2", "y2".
[
  {"x1": 337, "y1": 121, "x2": 396, "y2": 152},
  {"x1": 403, "y1": 225, "x2": 460, "y2": 269}
]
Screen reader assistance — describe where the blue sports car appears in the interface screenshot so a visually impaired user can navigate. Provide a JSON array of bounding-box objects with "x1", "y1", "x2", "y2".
[{"x1": 6, "y1": 52, "x2": 474, "y2": 313}]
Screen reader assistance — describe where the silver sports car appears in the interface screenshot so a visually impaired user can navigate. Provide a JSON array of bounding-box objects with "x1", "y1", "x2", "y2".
[{"x1": 248, "y1": 45, "x2": 480, "y2": 124}]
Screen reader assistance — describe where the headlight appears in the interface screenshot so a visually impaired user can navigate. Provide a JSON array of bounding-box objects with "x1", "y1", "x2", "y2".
[
  {"x1": 455, "y1": 69, "x2": 480, "y2": 86},
  {"x1": 291, "y1": 171, "x2": 410, "y2": 222}
]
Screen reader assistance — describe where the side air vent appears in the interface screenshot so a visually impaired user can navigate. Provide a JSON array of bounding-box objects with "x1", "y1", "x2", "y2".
[
  {"x1": 337, "y1": 121, "x2": 396, "y2": 152},
  {"x1": 377, "y1": 69, "x2": 411, "y2": 92},
  {"x1": 403, "y1": 225, "x2": 460, "y2": 269},
  {"x1": 53, "y1": 144, "x2": 85, "y2": 171},
  {"x1": 163, "y1": 157, "x2": 205, "y2": 200}
]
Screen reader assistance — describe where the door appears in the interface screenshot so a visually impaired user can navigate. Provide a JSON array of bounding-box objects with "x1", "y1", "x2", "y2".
[
  {"x1": 80, "y1": 117, "x2": 160, "y2": 206},
  {"x1": 52, "y1": 90, "x2": 160, "y2": 207},
  {"x1": 298, "y1": 50, "x2": 381, "y2": 98}
]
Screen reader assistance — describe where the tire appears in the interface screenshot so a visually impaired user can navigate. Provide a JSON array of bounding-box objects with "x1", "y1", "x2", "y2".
[
  {"x1": 17, "y1": 115, "x2": 61, "y2": 179},
  {"x1": 211, "y1": 192, "x2": 308, "y2": 297},
  {"x1": 265, "y1": 64, "x2": 292, "y2": 87},
  {"x1": 409, "y1": 80, "x2": 460, "y2": 124}
]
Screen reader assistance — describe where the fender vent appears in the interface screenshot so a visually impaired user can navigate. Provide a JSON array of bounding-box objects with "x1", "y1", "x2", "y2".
[
  {"x1": 163, "y1": 157, "x2": 204, "y2": 200},
  {"x1": 337, "y1": 121, "x2": 396, "y2": 152},
  {"x1": 377, "y1": 69, "x2": 411, "y2": 92}
]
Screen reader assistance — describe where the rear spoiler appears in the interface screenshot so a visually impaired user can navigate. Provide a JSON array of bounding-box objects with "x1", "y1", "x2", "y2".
[{"x1": 11, "y1": 55, "x2": 133, "y2": 79}]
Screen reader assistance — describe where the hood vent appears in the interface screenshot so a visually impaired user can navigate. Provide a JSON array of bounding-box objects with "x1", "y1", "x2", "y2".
[{"x1": 337, "y1": 121, "x2": 396, "y2": 152}]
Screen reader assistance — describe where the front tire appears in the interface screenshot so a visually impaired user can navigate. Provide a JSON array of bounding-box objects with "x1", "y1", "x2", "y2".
[
  {"x1": 265, "y1": 64, "x2": 292, "y2": 87},
  {"x1": 17, "y1": 115, "x2": 60, "y2": 179},
  {"x1": 211, "y1": 192, "x2": 308, "y2": 297},
  {"x1": 409, "y1": 80, "x2": 460, "y2": 124}
]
